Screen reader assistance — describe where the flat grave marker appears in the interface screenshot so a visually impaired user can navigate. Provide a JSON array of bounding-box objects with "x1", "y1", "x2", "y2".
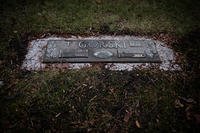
[{"x1": 43, "y1": 39, "x2": 161, "y2": 63}]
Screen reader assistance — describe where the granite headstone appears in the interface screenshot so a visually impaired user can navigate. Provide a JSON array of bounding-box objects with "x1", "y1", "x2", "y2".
[{"x1": 43, "y1": 39, "x2": 161, "y2": 63}]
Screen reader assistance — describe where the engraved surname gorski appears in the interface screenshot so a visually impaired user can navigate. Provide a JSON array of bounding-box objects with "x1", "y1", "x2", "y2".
[{"x1": 78, "y1": 40, "x2": 126, "y2": 49}]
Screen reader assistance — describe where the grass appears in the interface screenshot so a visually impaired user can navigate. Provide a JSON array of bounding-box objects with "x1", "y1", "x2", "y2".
[
  {"x1": 0, "y1": 0, "x2": 200, "y2": 132},
  {"x1": 1, "y1": 0, "x2": 200, "y2": 35},
  {"x1": 0, "y1": 69, "x2": 192, "y2": 132}
]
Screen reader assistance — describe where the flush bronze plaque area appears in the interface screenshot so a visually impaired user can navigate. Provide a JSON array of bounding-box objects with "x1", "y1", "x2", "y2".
[{"x1": 43, "y1": 40, "x2": 161, "y2": 63}]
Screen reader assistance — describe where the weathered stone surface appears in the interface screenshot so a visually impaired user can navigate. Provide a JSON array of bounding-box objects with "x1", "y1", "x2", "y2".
[{"x1": 43, "y1": 40, "x2": 161, "y2": 63}]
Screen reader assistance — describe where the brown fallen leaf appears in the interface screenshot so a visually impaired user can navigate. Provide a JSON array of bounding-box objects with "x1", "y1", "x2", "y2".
[
  {"x1": 55, "y1": 113, "x2": 61, "y2": 118},
  {"x1": 175, "y1": 99, "x2": 184, "y2": 108},
  {"x1": 96, "y1": 0, "x2": 101, "y2": 3},
  {"x1": 135, "y1": 120, "x2": 141, "y2": 128},
  {"x1": 124, "y1": 110, "x2": 132, "y2": 123}
]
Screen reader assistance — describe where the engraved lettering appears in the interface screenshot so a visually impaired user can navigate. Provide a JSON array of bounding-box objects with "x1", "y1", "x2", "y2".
[
  {"x1": 129, "y1": 40, "x2": 142, "y2": 47},
  {"x1": 78, "y1": 40, "x2": 127, "y2": 49},
  {"x1": 88, "y1": 42, "x2": 98, "y2": 48},
  {"x1": 65, "y1": 41, "x2": 70, "y2": 47},
  {"x1": 99, "y1": 42, "x2": 107, "y2": 48},
  {"x1": 116, "y1": 41, "x2": 126, "y2": 48},
  {"x1": 107, "y1": 41, "x2": 116, "y2": 48},
  {"x1": 79, "y1": 41, "x2": 87, "y2": 48}
]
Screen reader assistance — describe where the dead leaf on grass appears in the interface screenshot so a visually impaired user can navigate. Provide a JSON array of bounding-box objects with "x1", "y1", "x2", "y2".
[
  {"x1": 96, "y1": 0, "x2": 102, "y2": 4},
  {"x1": 135, "y1": 120, "x2": 141, "y2": 128},
  {"x1": 124, "y1": 110, "x2": 132, "y2": 123},
  {"x1": 175, "y1": 99, "x2": 184, "y2": 108}
]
